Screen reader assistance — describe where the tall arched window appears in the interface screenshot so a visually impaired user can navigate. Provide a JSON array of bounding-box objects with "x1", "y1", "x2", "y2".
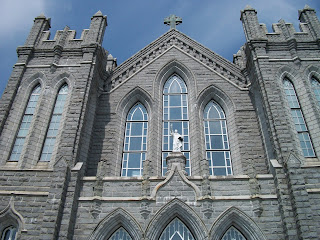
[
  {"x1": 121, "y1": 103, "x2": 148, "y2": 177},
  {"x1": 1, "y1": 226, "x2": 17, "y2": 240},
  {"x1": 159, "y1": 218, "x2": 195, "y2": 240},
  {"x1": 109, "y1": 227, "x2": 132, "y2": 240},
  {"x1": 204, "y1": 100, "x2": 232, "y2": 176},
  {"x1": 162, "y1": 75, "x2": 190, "y2": 175},
  {"x1": 40, "y1": 84, "x2": 69, "y2": 161},
  {"x1": 311, "y1": 76, "x2": 320, "y2": 106},
  {"x1": 222, "y1": 226, "x2": 246, "y2": 240},
  {"x1": 283, "y1": 78, "x2": 315, "y2": 157},
  {"x1": 9, "y1": 84, "x2": 41, "y2": 161}
]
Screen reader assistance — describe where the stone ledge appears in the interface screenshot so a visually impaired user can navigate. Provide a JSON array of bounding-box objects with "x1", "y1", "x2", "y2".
[
  {"x1": 306, "y1": 188, "x2": 320, "y2": 193},
  {"x1": 78, "y1": 194, "x2": 278, "y2": 201},
  {"x1": 0, "y1": 190, "x2": 49, "y2": 196},
  {"x1": 0, "y1": 168, "x2": 54, "y2": 172}
]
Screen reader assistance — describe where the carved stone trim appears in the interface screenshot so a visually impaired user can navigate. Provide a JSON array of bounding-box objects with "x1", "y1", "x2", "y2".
[
  {"x1": 145, "y1": 198, "x2": 208, "y2": 240},
  {"x1": 88, "y1": 208, "x2": 143, "y2": 240},
  {"x1": 209, "y1": 206, "x2": 267, "y2": 240}
]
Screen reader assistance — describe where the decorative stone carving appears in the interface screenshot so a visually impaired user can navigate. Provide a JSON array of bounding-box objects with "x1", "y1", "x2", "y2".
[{"x1": 166, "y1": 152, "x2": 186, "y2": 175}]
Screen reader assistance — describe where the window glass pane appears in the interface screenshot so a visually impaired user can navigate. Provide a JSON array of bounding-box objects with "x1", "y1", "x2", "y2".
[
  {"x1": 109, "y1": 227, "x2": 132, "y2": 240},
  {"x1": 2, "y1": 226, "x2": 17, "y2": 240},
  {"x1": 222, "y1": 226, "x2": 246, "y2": 240},
  {"x1": 283, "y1": 78, "x2": 315, "y2": 157},
  {"x1": 122, "y1": 103, "x2": 148, "y2": 177},
  {"x1": 40, "y1": 84, "x2": 68, "y2": 162},
  {"x1": 159, "y1": 218, "x2": 195, "y2": 240},
  {"x1": 9, "y1": 85, "x2": 41, "y2": 162},
  {"x1": 204, "y1": 100, "x2": 232, "y2": 176},
  {"x1": 163, "y1": 75, "x2": 190, "y2": 175},
  {"x1": 311, "y1": 77, "x2": 320, "y2": 105}
]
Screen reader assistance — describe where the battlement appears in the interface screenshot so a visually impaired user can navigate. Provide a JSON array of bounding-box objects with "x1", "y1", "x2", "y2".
[
  {"x1": 38, "y1": 28, "x2": 90, "y2": 49},
  {"x1": 23, "y1": 11, "x2": 107, "y2": 50},
  {"x1": 241, "y1": 5, "x2": 320, "y2": 43},
  {"x1": 258, "y1": 21, "x2": 312, "y2": 42}
]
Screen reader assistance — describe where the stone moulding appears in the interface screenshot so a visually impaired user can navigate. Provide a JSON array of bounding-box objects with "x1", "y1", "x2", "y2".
[{"x1": 0, "y1": 197, "x2": 27, "y2": 234}]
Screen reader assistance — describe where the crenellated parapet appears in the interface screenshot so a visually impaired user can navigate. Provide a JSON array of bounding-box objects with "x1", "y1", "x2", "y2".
[
  {"x1": 27, "y1": 10, "x2": 106, "y2": 50},
  {"x1": 241, "y1": 5, "x2": 320, "y2": 43}
]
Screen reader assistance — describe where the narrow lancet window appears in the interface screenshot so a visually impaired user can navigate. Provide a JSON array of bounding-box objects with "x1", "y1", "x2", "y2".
[
  {"x1": 121, "y1": 103, "x2": 148, "y2": 177},
  {"x1": 311, "y1": 76, "x2": 320, "y2": 106},
  {"x1": 40, "y1": 84, "x2": 69, "y2": 161},
  {"x1": 204, "y1": 100, "x2": 232, "y2": 176},
  {"x1": 159, "y1": 218, "x2": 195, "y2": 240},
  {"x1": 9, "y1": 85, "x2": 41, "y2": 161},
  {"x1": 283, "y1": 78, "x2": 315, "y2": 157},
  {"x1": 109, "y1": 227, "x2": 132, "y2": 240},
  {"x1": 162, "y1": 75, "x2": 190, "y2": 175},
  {"x1": 222, "y1": 226, "x2": 246, "y2": 240}
]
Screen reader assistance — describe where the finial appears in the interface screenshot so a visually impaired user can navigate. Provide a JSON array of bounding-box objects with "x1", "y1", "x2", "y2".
[
  {"x1": 35, "y1": 13, "x2": 46, "y2": 19},
  {"x1": 164, "y1": 14, "x2": 182, "y2": 30},
  {"x1": 93, "y1": 10, "x2": 103, "y2": 17},
  {"x1": 303, "y1": 5, "x2": 312, "y2": 10}
]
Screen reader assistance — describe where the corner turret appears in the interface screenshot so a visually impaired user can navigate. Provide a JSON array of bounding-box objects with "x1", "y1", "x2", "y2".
[
  {"x1": 84, "y1": 10, "x2": 107, "y2": 45},
  {"x1": 240, "y1": 5, "x2": 266, "y2": 42},
  {"x1": 299, "y1": 5, "x2": 320, "y2": 40},
  {"x1": 25, "y1": 14, "x2": 51, "y2": 47}
]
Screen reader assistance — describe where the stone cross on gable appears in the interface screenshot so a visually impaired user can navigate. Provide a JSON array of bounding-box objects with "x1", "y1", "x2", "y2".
[{"x1": 164, "y1": 14, "x2": 182, "y2": 29}]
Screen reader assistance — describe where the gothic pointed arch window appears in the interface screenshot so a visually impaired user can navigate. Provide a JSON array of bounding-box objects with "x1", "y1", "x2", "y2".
[
  {"x1": 109, "y1": 227, "x2": 132, "y2": 240},
  {"x1": 283, "y1": 78, "x2": 315, "y2": 157},
  {"x1": 222, "y1": 226, "x2": 246, "y2": 240},
  {"x1": 162, "y1": 75, "x2": 190, "y2": 175},
  {"x1": 159, "y1": 218, "x2": 195, "y2": 240},
  {"x1": 40, "y1": 83, "x2": 69, "y2": 161},
  {"x1": 311, "y1": 76, "x2": 320, "y2": 106},
  {"x1": 9, "y1": 84, "x2": 41, "y2": 161},
  {"x1": 121, "y1": 103, "x2": 148, "y2": 177},
  {"x1": 203, "y1": 100, "x2": 232, "y2": 176},
  {"x1": 1, "y1": 226, "x2": 17, "y2": 240}
]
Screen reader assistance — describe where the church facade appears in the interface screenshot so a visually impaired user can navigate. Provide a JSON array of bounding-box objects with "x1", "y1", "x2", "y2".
[{"x1": 0, "y1": 5, "x2": 320, "y2": 240}]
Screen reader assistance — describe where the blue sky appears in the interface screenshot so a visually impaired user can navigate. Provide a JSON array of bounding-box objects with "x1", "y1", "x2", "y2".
[{"x1": 0, "y1": 0, "x2": 319, "y2": 97}]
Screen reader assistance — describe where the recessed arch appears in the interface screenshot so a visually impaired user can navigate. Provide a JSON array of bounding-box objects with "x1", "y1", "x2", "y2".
[
  {"x1": 209, "y1": 207, "x2": 266, "y2": 240},
  {"x1": 115, "y1": 87, "x2": 153, "y2": 176},
  {"x1": 197, "y1": 84, "x2": 235, "y2": 117},
  {"x1": 88, "y1": 208, "x2": 143, "y2": 240},
  {"x1": 116, "y1": 86, "x2": 153, "y2": 119},
  {"x1": 145, "y1": 198, "x2": 208, "y2": 240},
  {"x1": 0, "y1": 198, "x2": 26, "y2": 240},
  {"x1": 154, "y1": 59, "x2": 196, "y2": 94},
  {"x1": 51, "y1": 72, "x2": 73, "y2": 92},
  {"x1": 197, "y1": 85, "x2": 242, "y2": 175}
]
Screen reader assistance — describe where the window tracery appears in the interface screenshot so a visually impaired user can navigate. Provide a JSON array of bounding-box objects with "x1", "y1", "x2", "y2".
[
  {"x1": 109, "y1": 227, "x2": 132, "y2": 240},
  {"x1": 159, "y1": 218, "x2": 195, "y2": 240},
  {"x1": 9, "y1": 84, "x2": 41, "y2": 161},
  {"x1": 162, "y1": 75, "x2": 190, "y2": 175},
  {"x1": 283, "y1": 78, "x2": 315, "y2": 157},
  {"x1": 311, "y1": 76, "x2": 320, "y2": 106},
  {"x1": 203, "y1": 100, "x2": 232, "y2": 176},
  {"x1": 40, "y1": 84, "x2": 69, "y2": 161},
  {"x1": 121, "y1": 103, "x2": 148, "y2": 176},
  {"x1": 222, "y1": 226, "x2": 246, "y2": 240}
]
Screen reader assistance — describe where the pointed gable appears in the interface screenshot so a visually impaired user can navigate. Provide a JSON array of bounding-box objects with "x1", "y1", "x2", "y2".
[{"x1": 107, "y1": 29, "x2": 247, "y2": 92}]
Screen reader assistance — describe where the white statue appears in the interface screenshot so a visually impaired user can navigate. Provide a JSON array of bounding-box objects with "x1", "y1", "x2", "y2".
[{"x1": 171, "y1": 125, "x2": 183, "y2": 152}]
